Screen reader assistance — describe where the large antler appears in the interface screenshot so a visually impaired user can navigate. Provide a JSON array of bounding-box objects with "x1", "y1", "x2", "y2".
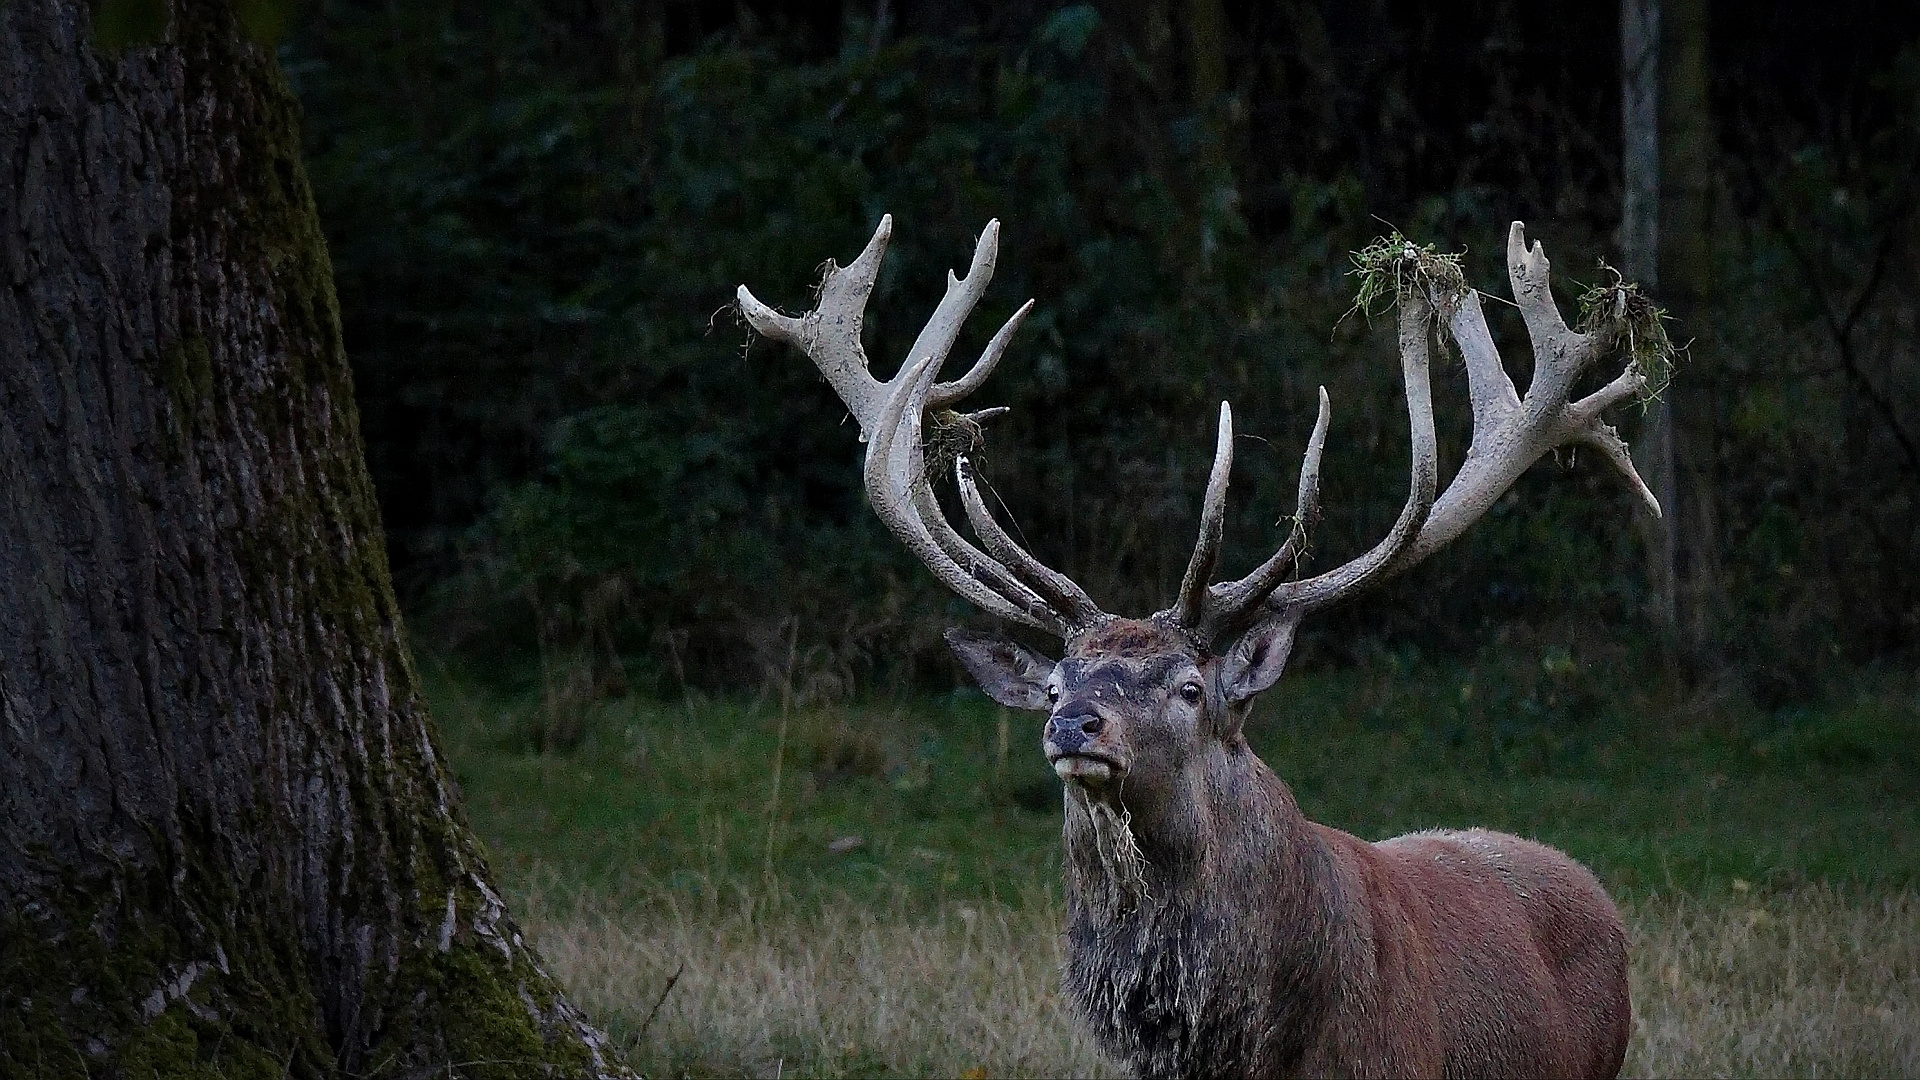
[
  {"x1": 1165, "y1": 222, "x2": 1663, "y2": 644},
  {"x1": 737, "y1": 217, "x2": 1108, "y2": 636}
]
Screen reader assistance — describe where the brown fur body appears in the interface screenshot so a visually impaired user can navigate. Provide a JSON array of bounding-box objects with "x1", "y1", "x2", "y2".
[
  {"x1": 996, "y1": 621, "x2": 1632, "y2": 1079},
  {"x1": 1061, "y1": 736, "x2": 1629, "y2": 1079}
]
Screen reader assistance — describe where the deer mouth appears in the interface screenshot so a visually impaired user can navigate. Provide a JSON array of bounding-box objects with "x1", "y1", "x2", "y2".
[{"x1": 1049, "y1": 750, "x2": 1126, "y2": 786}]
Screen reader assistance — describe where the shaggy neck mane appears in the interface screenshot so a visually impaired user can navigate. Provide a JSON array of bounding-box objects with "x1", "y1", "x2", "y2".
[{"x1": 1060, "y1": 739, "x2": 1347, "y2": 1077}]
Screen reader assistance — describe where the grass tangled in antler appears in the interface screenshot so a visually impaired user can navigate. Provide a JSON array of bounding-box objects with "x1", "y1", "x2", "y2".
[
  {"x1": 1344, "y1": 231, "x2": 1469, "y2": 321},
  {"x1": 921, "y1": 407, "x2": 994, "y2": 487},
  {"x1": 1343, "y1": 232, "x2": 1471, "y2": 360},
  {"x1": 1577, "y1": 261, "x2": 1680, "y2": 403}
]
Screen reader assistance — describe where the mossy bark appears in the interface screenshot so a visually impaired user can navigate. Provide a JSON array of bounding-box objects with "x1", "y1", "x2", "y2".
[{"x1": 0, "y1": 2, "x2": 628, "y2": 1075}]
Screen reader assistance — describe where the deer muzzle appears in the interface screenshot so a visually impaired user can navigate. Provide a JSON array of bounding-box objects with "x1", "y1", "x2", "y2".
[{"x1": 1045, "y1": 704, "x2": 1126, "y2": 786}]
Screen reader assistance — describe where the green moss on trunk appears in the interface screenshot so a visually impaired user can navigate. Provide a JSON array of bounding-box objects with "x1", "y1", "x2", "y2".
[{"x1": 0, "y1": 1, "x2": 630, "y2": 1073}]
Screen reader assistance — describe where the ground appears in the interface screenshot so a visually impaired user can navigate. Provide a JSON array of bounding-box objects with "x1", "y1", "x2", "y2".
[{"x1": 425, "y1": 654, "x2": 1920, "y2": 1077}]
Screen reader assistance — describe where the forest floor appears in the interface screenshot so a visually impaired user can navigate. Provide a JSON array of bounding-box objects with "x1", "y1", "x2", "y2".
[{"x1": 427, "y1": 660, "x2": 1920, "y2": 1077}]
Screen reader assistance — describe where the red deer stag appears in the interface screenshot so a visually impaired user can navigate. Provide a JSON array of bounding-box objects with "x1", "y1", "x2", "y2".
[{"x1": 738, "y1": 218, "x2": 1655, "y2": 1078}]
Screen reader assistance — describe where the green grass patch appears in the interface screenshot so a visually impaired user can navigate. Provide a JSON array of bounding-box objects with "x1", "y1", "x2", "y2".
[
  {"x1": 426, "y1": 656, "x2": 1919, "y2": 1075},
  {"x1": 429, "y1": 656, "x2": 1920, "y2": 910}
]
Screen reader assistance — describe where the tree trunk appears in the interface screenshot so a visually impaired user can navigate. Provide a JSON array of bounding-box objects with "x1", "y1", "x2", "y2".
[
  {"x1": 1187, "y1": 0, "x2": 1226, "y2": 111},
  {"x1": 0, "y1": 2, "x2": 626, "y2": 1075},
  {"x1": 1620, "y1": 0, "x2": 1679, "y2": 646},
  {"x1": 1659, "y1": 0, "x2": 1723, "y2": 661}
]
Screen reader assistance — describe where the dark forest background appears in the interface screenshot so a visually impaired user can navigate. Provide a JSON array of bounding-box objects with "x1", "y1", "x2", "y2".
[{"x1": 280, "y1": 0, "x2": 1919, "y2": 712}]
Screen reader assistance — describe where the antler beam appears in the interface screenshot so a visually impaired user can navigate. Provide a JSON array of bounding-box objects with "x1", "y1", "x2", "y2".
[
  {"x1": 744, "y1": 216, "x2": 1662, "y2": 654},
  {"x1": 1163, "y1": 222, "x2": 1662, "y2": 643},
  {"x1": 738, "y1": 218, "x2": 1109, "y2": 636}
]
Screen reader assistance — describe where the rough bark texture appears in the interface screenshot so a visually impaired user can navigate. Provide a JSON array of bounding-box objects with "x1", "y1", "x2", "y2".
[{"x1": 0, "y1": 2, "x2": 626, "y2": 1075}]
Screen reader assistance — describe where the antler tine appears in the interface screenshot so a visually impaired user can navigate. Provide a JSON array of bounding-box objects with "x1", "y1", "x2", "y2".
[
  {"x1": 900, "y1": 220, "x2": 1006, "y2": 405},
  {"x1": 737, "y1": 216, "x2": 894, "y2": 434},
  {"x1": 1263, "y1": 292, "x2": 1441, "y2": 616},
  {"x1": 931, "y1": 299, "x2": 1034, "y2": 409},
  {"x1": 1445, "y1": 280, "x2": 1523, "y2": 434},
  {"x1": 955, "y1": 457, "x2": 1107, "y2": 630},
  {"x1": 742, "y1": 217, "x2": 1108, "y2": 637},
  {"x1": 1506, "y1": 222, "x2": 1608, "y2": 411},
  {"x1": 1295, "y1": 388, "x2": 1333, "y2": 526},
  {"x1": 1574, "y1": 423, "x2": 1661, "y2": 516},
  {"x1": 1190, "y1": 387, "x2": 1331, "y2": 642},
  {"x1": 1173, "y1": 402, "x2": 1236, "y2": 629},
  {"x1": 1243, "y1": 222, "x2": 1661, "y2": 628}
]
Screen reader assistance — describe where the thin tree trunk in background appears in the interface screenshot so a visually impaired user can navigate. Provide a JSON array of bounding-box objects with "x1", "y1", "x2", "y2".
[
  {"x1": 1660, "y1": 0, "x2": 1722, "y2": 660},
  {"x1": 0, "y1": 1, "x2": 625, "y2": 1073},
  {"x1": 1187, "y1": 0, "x2": 1226, "y2": 109},
  {"x1": 1134, "y1": 0, "x2": 1177, "y2": 178},
  {"x1": 1187, "y1": 0, "x2": 1231, "y2": 272},
  {"x1": 1621, "y1": 0, "x2": 1678, "y2": 645},
  {"x1": 600, "y1": 0, "x2": 665, "y2": 139}
]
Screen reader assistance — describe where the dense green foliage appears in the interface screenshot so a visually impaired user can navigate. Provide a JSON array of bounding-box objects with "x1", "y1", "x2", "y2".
[{"x1": 285, "y1": 2, "x2": 1920, "y2": 704}]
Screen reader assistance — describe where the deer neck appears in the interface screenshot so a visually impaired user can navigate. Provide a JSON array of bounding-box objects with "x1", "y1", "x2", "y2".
[
  {"x1": 1059, "y1": 739, "x2": 1344, "y2": 1073},
  {"x1": 1063, "y1": 735, "x2": 1321, "y2": 900}
]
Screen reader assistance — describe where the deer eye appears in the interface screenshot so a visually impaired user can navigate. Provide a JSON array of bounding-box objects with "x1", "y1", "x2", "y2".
[
  {"x1": 1046, "y1": 685, "x2": 1061, "y2": 704},
  {"x1": 1179, "y1": 681, "x2": 1204, "y2": 704}
]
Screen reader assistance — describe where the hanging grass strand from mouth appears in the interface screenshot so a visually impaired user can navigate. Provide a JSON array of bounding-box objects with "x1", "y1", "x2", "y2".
[{"x1": 1067, "y1": 787, "x2": 1152, "y2": 918}]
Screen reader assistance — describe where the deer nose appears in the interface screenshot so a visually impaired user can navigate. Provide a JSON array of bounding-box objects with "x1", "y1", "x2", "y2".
[{"x1": 1046, "y1": 708, "x2": 1104, "y2": 751}]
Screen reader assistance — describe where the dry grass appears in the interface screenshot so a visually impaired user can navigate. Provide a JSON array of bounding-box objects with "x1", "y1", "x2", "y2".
[
  {"x1": 1624, "y1": 888, "x2": 1920, "y2": 1078},
  {"x1": 523, "y1": 882, "x2": 1116, "y2": 1078},
  {"x1": 522, "y1": 883, "x2": 1919, "y2": 1079}
]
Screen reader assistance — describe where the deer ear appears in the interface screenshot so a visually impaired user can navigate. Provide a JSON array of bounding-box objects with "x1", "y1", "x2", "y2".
[
  {"x1": 944, "y1": 628, "x2": 1057, "y2": 710},
  {"x1": 1219, "y1": 617, "x2": 1301, "y2": 704}
]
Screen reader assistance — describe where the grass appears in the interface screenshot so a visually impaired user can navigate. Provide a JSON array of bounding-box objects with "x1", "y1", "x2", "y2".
[
  {"x1": 518, "y1": 882, "x2": 1110, "y2": 1078},
  {"x1": 1629, "y1": 888, "x2": 1918, "y2": 1076},
  {"x1": 515, "y1": 884, "x2": 1919, "y2": 1078},
  {"x1": 426, "y1": 655, "x2": 1920, "y2": 1076}
]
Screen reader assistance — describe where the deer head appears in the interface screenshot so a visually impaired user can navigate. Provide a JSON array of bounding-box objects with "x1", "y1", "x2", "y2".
[{"x1": 738, "y1": 216, "x2": 1659, "y2": 850}]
